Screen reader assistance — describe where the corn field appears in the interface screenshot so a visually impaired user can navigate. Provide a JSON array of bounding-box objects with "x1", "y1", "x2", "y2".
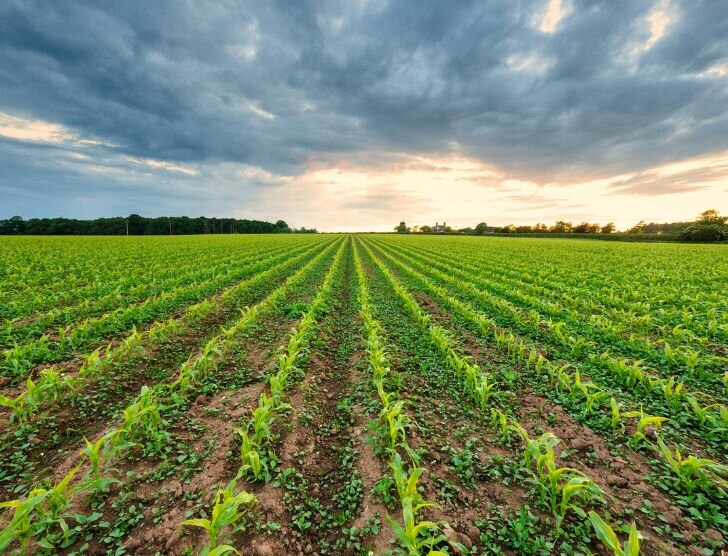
[{"x1": 0, "y1": 234, "x2": 726, "y2": 555}]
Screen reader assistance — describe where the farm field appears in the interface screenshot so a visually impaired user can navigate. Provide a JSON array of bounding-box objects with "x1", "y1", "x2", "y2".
[{"x1": 0, "y1": 234, "x2": 726, "y2": 555}]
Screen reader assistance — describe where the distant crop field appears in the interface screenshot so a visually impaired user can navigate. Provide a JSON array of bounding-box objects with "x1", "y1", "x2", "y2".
[{"x1": 0, "y1": 234, "x2": 726, "y2": 555}]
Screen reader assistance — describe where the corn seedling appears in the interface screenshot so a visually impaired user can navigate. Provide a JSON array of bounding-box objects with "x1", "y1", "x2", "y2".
[
  {"x1": 118, "y1": 386, "x2": 169, "y2": 453},
  {"x1": 662, "y1": 376, "x2": 684, "y2": 409},
  {"x1": 181, "y1": 480, "x2": 256, "y2": 556},
  {"x1": 621, "y1": 407, "x2": 668, "y2": 448},
  {"x1": 235, "y1": 428, "x2": 263, "y2": 481},
  {"x1": 380, "y1": 400, "x2": 409, "y2": 453},
  {"x1": 81, "y1": 429, "x2": 133, "y2": 480},
  {"x1": 685, "y1": 396, "x2": 720, "y2": 427},
  {"x1": 0, "y1": 464, "x2": 116, "y2": 552},
  {"x1": 655, "y1": 436, "x2": 728, "y2": 493},
  {"x1": 490, "y1": 408, "x2": 512, "y2": 445},
  {"x1": 589, "y1": 511, "x2": 641, "y2": 556},
  {"x1": 387, "y1": 454, "x2": 447, "y2": 556}
]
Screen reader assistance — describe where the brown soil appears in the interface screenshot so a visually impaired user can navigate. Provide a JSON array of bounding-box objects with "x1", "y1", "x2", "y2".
[
  {"x1": 53, "y1": 300, "x2": 294, "y2": 555},
  {"x1": 0, "y1": 278, "x2": 292, "y2": 502},
  {"x1": 363, "y1": 246, "x2": 720, "y2": 555},
  {"x1": 516, "y1": 389, "x2": 707, "y2": 555},
  {"x1": 124, "y1": 381, "x2": 267, "y2": 555},
  {"x1": 237, "y1": 257, "x2": 372, "y2": 555}
]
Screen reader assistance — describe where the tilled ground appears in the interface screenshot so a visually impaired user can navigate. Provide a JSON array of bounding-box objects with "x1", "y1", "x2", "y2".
[{"x1": 1, "y1": 236, "x2": 725, "y2": 556}]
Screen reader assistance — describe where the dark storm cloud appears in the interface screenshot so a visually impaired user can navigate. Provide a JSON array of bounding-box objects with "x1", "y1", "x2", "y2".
[
  {"x1": 0, "y1": 135, "x2": 259, "y2": 217},
  {"x1": 1, "y1": 0, "x2": 727, "y2": 216}
]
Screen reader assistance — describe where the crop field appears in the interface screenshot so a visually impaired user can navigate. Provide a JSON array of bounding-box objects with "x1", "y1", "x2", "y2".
[{"x1": 0, "y1": 234, "x2": 726, "y2": 556}]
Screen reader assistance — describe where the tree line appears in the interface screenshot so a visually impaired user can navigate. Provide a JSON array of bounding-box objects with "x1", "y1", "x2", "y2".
[
  {"x1": 396, "y1": 210, "x2": 728, "y2": 242},
  {"x1": 0, "y1": 215, "x2": 318, "y2": 235}
]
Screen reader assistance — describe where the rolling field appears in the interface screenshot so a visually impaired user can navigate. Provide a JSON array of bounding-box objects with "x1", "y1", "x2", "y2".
[{"x1": 0, "y1": 234, "x2": 726, "y2": 555}]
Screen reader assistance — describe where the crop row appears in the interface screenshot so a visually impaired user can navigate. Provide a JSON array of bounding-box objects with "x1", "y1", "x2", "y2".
[
  {"x1": 360, "y1": 237, "x2": 727, "y2": 540},
  {"x1": 368, "y1": 238, "x2": 728, "y2": 444},
  {"x1": 356, "y1": 238, "x2": 643, "y2": 554},
  {"x1": 379, "y1": 236, "x2": 727, "y2": 343},
  {"x1": 374, "y1": 236, "x2": 725, "y2": 380},
  {"x1": 0, "y1": 238, "x2": 344, "y2": 553},
  {"x1": 0, "y1": 238, "x2": 335, "y2": 426},
  {"x1": 1, "y1": 238, "x2": 331, "y2": 378}
]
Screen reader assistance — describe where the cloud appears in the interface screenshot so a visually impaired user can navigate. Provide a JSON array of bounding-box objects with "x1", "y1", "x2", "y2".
[
  {"x1": 0, "y1": 0, "x2": 726, "y2": 227},
  {"x1": 339, "y1": 186, "x2": 431, "y2": 213},
  {"x1": 608, "y1": 157, "x2": 728, "y2": 195}
]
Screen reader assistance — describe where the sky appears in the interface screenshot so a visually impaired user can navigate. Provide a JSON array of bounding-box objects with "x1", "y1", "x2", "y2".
[{"x1": 1, "y1": 0, "x2": 727, "y2": 232}]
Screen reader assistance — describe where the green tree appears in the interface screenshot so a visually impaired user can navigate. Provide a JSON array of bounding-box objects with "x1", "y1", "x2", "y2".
[
  {"x1": 681, "y1": 209, "x2": 728, "y2": 242},
  {"x1": 274, "y1": 220, "x2": 292, "y2": 233},
  {"x1": 550, "y1": 221, "x2": 573, "y2": 233},
  {"x1": 395, "y1": 221, "x2": 409, "y2": 233},
  {"x1": 601, "y1": 222, "x2": 616, "y2": 234},
  {"x1": 127, "y1": 214, "x2": 146, "y2": 235},
  {"x1": 696, "y1": 209, "x2": 727, "y2": 225},
  {"x1": 475, "y1": 222, "x2": 488, "y2": 235},
  {"x1": 627, "y1": 220, "x2": 646, "y2": 234},
  {"x1": 0, "y1": 216, "x2": 26, "y2": 234}
]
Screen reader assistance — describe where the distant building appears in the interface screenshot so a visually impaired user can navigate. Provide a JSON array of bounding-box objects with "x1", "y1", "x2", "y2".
[{"x1": 432, "y1": 221, "x2": 447, "y2": 233}]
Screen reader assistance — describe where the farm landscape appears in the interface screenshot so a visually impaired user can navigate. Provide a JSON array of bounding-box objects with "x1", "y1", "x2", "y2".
[
  {"x1": 0, "y1": 234, "x2": 726, "y2": 555},
  {"x1": 2, "y1": 2, "x2": 728, "y2": 553}
]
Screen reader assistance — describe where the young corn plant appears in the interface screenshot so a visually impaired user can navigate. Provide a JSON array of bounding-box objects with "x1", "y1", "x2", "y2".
[
  {"x1": 655, "y1": 436, "x2": 728, "y2": 493},
  {"x1": 380, "y1": 400, "x2": 409, "y2": 454},
  {"x1": 663, "y1": 342, "x2": 679, "y2": 366},
  {"x1": 181, "y1": 480, "x2": 256, "y2": 556},
  {"x1": 387, "y1": 454, "x2": 448, "y2": 556},
  {"x1": 251, "y1": 394, "x2": 278, "y2": 445},
  {"x1": 510, "y1": 425, "x2": 560, "y2": 471},
  {"x1": 490, "y1": 408, "x2": 513, "y2": 445},
  {"x1": 662, "y1": 376, "x2": 684, "y2": 409},
  {"x1": 0, "y1": 389, "x2": 30, "y2": 423},
  {"x1": 589, "y1": 511, "x2": 641, "y2": 556},
  {"x1": 623, "y1": 408, "x2": 668, "y2": 448},
  {"x1": 610, "y1": 401, "x2": 668, "y2": 447},
  {"x1": 36, "y1": 368, "x2": 72, "y2": 402},
  {"x1": 118, "y1": 386, "x2": 169, "y2": 454},
  {"x1": 235, "y1": 392, "x2": 286, "y2": 483},
  {"x1": 235, "y1": 428, "x2": 262, "y2": 481},
  {"x1": 0, "y1": 464, "x2": 116, "y2": 552},
  {"x1": 81, "y1": 429, "x2": 134, "y2": 480},
  {"x1": 472, "y1": 372, "x2": 498, "y2": 410},
  {"x1": 78, "y1": 344, "x2": 109, "y2": 379},
  {"x1": 610, "y1": 398, "x2": 624, "y2": 432},
  {"x1": 578, "y1": 382, "x2": 606, "y2": 418},
  {"x1": 680, "y1": 348, "x2": 701, "y2": 375},
  {"x1": 569, "y1": 336, "x2": 592, "y2": 358},
  {"x1": 2, "y1": 370, "x2": 66, "y2": 423},
  {"x1": 551, "y1": 474, "x2": 606, "y2": 533},
  {"x1": 685, "y1": 396, "x2": 720, "y2": 427},
  {"x1": 512, "y1": 426, "x2": 606, "y2": 534}
]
